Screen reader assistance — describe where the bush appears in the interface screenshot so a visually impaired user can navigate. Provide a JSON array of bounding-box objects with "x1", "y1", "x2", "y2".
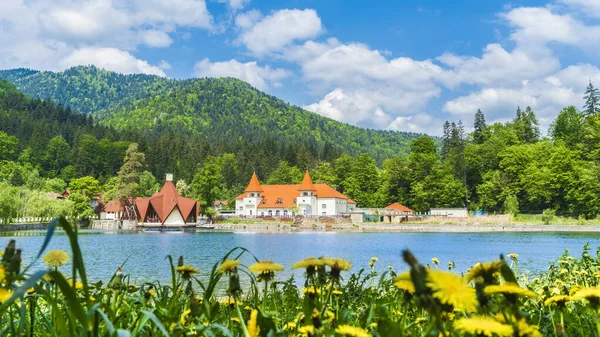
[{"x1": 541, "y1": 208, "x2": 556, "y2": 225}]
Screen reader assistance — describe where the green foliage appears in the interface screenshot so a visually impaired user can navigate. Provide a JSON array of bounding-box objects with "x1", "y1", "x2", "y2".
[
  {"x1": 67, "y1": 192, "x2": 93, "y2": 219},
  {"x1": 68, "y1": 176, "x2": 101, "y2": 199},
  {"x1": 266, "y1": 161, "x2": 302, "y2": 184},
  {"x1": 504, "y1": 194, "x2": 520, "y2": 216},
  {"x1": 541, "y1": 208, "x2": 556, "y2": 225},
  {"x1": 137, "y1": 170, "x2": 159, "y2": 197},
  {"x1": 0, "y1": 131, "x2": 18, "y2": 161},
  {"x1": 191, "y1": 157, "x2": 225, "y2": 209},
  {"x1": 115, "y1": 143, "x2": 145, "y2": 203},
  {"x1": 583, "y1": 79, "x2": 600, "y2": 116},
  {"x1": 550, "y1": 106, "x2": 584, "y2": 148}
]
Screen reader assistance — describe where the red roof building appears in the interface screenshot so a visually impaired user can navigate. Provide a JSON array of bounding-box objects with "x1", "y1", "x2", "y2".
[
  {"x1": 235, "y1": 172, "x2": 356, "y2": 217},
  {"x1": 135, "y1": 177, "x2": 200, "y2": 226},
  {"x1": 385, "y1": 202, "x2": 415, "y2": 214}
]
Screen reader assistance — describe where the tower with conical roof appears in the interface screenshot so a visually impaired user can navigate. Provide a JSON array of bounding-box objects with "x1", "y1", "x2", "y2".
[
  {"x1": 296, "y1": 171, "x2": 318, "y2": 216},
  {"x1": 240, "y1": 173, "x2": 264, "y2": 217}
]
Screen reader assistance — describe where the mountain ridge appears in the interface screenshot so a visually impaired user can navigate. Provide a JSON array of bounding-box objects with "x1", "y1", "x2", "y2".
[{"x1": 0, "y1": 66, "x2": 430, "y2": 159}]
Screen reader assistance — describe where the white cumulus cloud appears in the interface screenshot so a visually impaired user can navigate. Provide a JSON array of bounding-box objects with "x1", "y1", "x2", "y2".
[
  {"x1": 237, "y1": 9, "x2": 323, "y2": 56},
  {"x1": 193, "y1": 58, "x2": 290, "y2": 90},
  {"x1": 61, "y1": 47, "x2": 166, "y2": 76}
]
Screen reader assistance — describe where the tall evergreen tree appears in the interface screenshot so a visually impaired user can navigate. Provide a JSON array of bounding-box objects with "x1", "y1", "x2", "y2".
[
  {"x1": 473, "y1": 109, "x2": 487, "y2": 144},
  {"x1": 583, "y1": 79, "x2": 600, "y2": 116},
  {"x1": 441, "y1": 121, "x2": 451, "y2": 160},
  {"x1": 115, "y1": 143, "x2": 145, "y2": 213}
]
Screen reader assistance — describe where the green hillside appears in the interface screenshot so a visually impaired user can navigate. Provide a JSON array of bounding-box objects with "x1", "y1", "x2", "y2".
[{"x1": 0, "y1": 66, "x2": 425, "y2": 159}]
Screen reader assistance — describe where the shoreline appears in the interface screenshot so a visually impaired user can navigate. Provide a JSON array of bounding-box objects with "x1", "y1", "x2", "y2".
[{"x1": 213, "y1": 222, "x2": 600, "y2": 233}]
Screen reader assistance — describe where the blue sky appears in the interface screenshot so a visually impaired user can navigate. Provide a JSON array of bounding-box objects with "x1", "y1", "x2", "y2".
[{"x1": 1, "y1": 0, "x2": 599, "y2": 135}]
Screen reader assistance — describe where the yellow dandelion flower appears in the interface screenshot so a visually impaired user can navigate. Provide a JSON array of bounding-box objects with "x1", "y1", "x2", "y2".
[
  {"x1": 303, "y1": 286, "x2": 321, "y2": 295},
  {"x1": 298, "y1": 325, "x2": 315, "y2": 336},
  {"x1": 283, "y1": 321, "x2": 296, "y2": 330},
  {"x1": 335, "y1": 324, "x2": 371, "y2": 337},
  {"x1": 465, "y1": 261, "x2": 503, "y2": 282},
  {"x1": 388, "y1": 265, "x2": 393, "y2": 270},
  {"x1": 0, "y1": 288, "x2": 12, "y2": 303},
  {"x1": 507, "y1": 253, "x2": 519, "y2": 260},
  {"x1": 495, "y1": 315, "x2": 542, "y2": 337},
  {"x1": 484, "y1": 283, "x2": 537, "y2": 299},
  {"x1": 248, "y1": 260, "x2": 284, "y2": 274},
  {"x1": 370, "y1": 257, "x2": 378, "y2": 262},
  {"x1": 333, "y1": 289, "x2": 343, "y2": 295},
  {"x1": 426, "y1": 270, "x2": 477, "y2": 311},
  {"x1": 247, "y1": 309, "x2": 260, "y2": 337},
  {"x1": 368, "y1": 262, "x2": 374, "y2": 267},
  {"x1": 67, "y1": 280, "x2": 84, "y2": 290},
  {"x1": 180, "y1": 309, "x2": 191, "y2": 325},
  {"x1": 231, "y1": 317, "x2": 240, "y2": 323},
  {"x1": 454, "y1": 317, "x2": 513, "y2": 337},
  {"x1": 220, "y1": 298, "x2": 243, "y2": 306},
  {"x1": 323, "y1": 258, "x2": 351, "y2": 278},
  {"x1": 175, "y1": 265, "x2": 199, "y2": 279},
  {"x1": 292, "y1": 257, "x2": 324, "y2": 270},
  {"x1": 43, "y1": 250, "x2": 68, "y2": 268},
  {"x1": 217, "y1": 260, "x2": 240, "y2": 274},
  {"x1": 393, "y1": 272, "x2": 415, "y2": 294},
  {"x1": 0, "y1": 265, "x2": 5, "y2": 283},
  {"x1": 324, "y1": 310, "x2": 335, "y2": 323},
  {"x1": 572, "y1": 287, "x2": 600, "y2": 306},
  {"x1": 559, "y1": 268, "x2": 568, "y2": 274},
  {"x1": 544, "y1": 295, "x2": 571, "y2": 307},
  {"x1": 569, "y1": 285, "x2": 582, "y2": 296},
  {"x1": 431, "y1": 257, "x2": 439, "y2": 265}
]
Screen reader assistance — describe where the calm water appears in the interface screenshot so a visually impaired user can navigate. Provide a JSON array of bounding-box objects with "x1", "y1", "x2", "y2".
[{"x1": 4, "y1": 230, "x2": 600, "y2": 284}]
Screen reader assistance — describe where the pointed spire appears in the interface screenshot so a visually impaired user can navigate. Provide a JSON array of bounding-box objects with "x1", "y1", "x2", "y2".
[
  {"x1": 244, "y1": 173, "x2": 264, "y2": 193},
  {"x1": 298, "y1": 171, "x2": 317, "y2": 191}
]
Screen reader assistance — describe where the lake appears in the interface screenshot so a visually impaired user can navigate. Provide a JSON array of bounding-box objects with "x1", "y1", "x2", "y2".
[{"x1": 4, "y1": 230, "x2": 600, "y2": 285}]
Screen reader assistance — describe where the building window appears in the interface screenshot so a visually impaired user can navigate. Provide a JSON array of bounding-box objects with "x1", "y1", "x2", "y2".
[
  {"x1": 249, "y1": 210, "x2": 252, "y2": 215},
  {"x1": 322, "y1": 204, "x2": 326, "y2": 209},
  {"x1": 275, "y1": 210, "x2": 280, "y2": 216},
  {"x1": 268, "y1": 210, "x2": 272, "y2": 216},
  {"x1": 276, "y1": 198, "x2": 283, "y2": 205},
  {"x1": 322, "y1": 212, "x2": 326, "y2": 215},
  {"x1": 283, "y1": 210, "x2": 288, "y2": 216},
  {"x1": 239, "y1": 206, "x2": 243, "y2": 210},
  {"x1": 261, "y1": 212, "x2": 264, "y2": 216},
  {"x1": 303, "y1": 192, "x2": 308, "y2": 196}
]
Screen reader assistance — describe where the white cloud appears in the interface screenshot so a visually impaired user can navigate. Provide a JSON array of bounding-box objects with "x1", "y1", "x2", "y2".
[
  {"x1": 158, "y1": 60, "x2": 172, "y2": 70},
  {"x1": 61, "y1": 47, "x2": 166, "y2": 76},
  {"x1": 389, "y1": 113, "x2": 442, "y2": 135},
  {"x1": 235, "y1": 10, "x2": 262, "y2": 30},
  {"x1": 443, "y1": 64, "x2": 600, "y2": 131},
  {"x1": 219, "y1": 0, "x2": 251, "y2": 11},
  {"x1": 193, "y1": 58, "x2": 290, "y2": 90},
  {"x1": 237, "y1": 9, "x2": 323, "y2": 56},
  {"x1": 140, "y1": 30, "x2": 174, "y2": 47},
  {"x1": 558, "y1": 0, "x2": 600, "y2": 18},
  {"x1": 0, "y1": 0, "x2": 213, "y2": 73}
]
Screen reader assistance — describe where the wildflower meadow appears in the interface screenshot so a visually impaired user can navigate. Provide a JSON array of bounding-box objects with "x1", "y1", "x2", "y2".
[{"x1": 0, "y1": 217, "x2": 599, "y2": 336}]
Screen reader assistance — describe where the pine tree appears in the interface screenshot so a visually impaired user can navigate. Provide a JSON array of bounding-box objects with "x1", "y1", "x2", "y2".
[
  {"x1": 473, "y1": 109, "x2": 487, "y2": 144},
  {"x1": 441, "y1": 121, "x2": 451, "y2": 160},
  {"x1": 583, "y1": 79, "x2": 600, "y2": 116},
  {"x1": 115, "y1": 143, "x2": 145, "y2": 213}
]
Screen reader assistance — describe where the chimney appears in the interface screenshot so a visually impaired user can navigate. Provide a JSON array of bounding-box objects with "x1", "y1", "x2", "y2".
[{"x1": 166, "y1": 173, "x2": 173, "y2": 182}]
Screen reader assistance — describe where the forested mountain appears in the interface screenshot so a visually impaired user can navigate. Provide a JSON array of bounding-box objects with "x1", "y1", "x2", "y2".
[
  {"x1": 0, "y1": 66, "x2": 423, "y2": 160},
  {"x1": 0, "y1": 66, "x2": 179, "y2": 116}
]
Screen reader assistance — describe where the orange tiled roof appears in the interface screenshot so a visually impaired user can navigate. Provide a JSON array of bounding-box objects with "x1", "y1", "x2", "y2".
[
  {"x1": 104, "y1": 199, "x2": 124, "y2": 213},
  {"x1": 136, "y1": 181, "x2": 199, "y2": 224},
  {"x1": 244, "y1": 173, "x2": 264, "y2": 193},
  {"x1": 298, "y1": 171, "x2": 317, "y2": 191},
  {"x1": 235, "y1": 180, "x2": 354, "y2": 208},
  {"x1": 386, "y1": 202, "x2": 414, "y2": 213}
]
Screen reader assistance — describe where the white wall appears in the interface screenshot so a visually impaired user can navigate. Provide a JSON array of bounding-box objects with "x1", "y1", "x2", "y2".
[
  {"x1": 431, "y1": 208, "x2": 469, "y2": 217},
  {"x1": 164, "y1": 206, "x2": 185, "y2": 225}
]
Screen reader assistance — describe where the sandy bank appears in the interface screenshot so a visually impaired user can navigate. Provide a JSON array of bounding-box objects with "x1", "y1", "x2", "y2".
[{"x1": 212, "y1": 222, "x2": 600, "y2": 233}]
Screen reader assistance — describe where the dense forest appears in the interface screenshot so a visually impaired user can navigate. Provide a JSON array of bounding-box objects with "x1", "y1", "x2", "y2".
[
  {"x1": 0, "y1": 66, "x2": 423, "y2": 161},
  {"x1": 1, "y1": 68, "x2": 600, "y2": 222}
]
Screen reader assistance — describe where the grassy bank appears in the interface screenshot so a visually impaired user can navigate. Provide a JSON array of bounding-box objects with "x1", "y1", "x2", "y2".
[{"x1": 0, "y1": 217, "x2": 600, "y2": 336}]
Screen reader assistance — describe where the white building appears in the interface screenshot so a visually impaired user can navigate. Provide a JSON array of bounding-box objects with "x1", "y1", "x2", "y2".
[
  {"x1": 430, "y1": 208, "x2": 469, "y2": 218},
  {"x1": 235, "y1": 172, "x2": 357, "y2": 217}
]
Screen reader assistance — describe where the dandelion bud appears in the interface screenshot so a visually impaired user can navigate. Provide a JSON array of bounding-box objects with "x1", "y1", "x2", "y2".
[
  {"x1": 2, "y1": 240, "x2": 15, "y2": 264},
  {"x1": 311, "y1": 309, "x2": 321, "y2": 329},
  {"x1": 185, "y1": 281, "x2": 194, "y2": 295},
  {"x1": 190, "y1": 295, "x2": 201, "y2": 318},
  {"x1": 228, "y1": 268, "x2": 242, "y2": 297},
  {"x1": 178, "y1": 256, "x2": 184, "y2": 267},
  {"x1": 8, "y1": 249, "x2": 21, "y2": 275}
]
